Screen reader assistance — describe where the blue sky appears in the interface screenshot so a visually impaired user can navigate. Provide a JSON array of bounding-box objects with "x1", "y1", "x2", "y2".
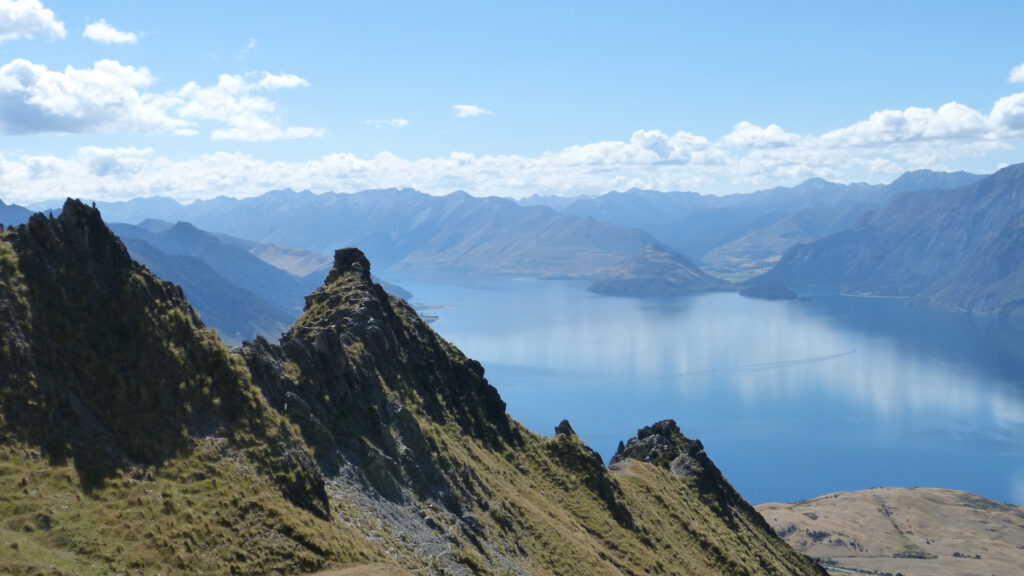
[{"x1": 1, "y1": 0, "x2": 1023, "y2": 204}]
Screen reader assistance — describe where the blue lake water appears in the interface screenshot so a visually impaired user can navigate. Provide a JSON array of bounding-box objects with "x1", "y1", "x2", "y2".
[{"x1": 392, "y1": 276, "x2": 1024, "y2": 505}]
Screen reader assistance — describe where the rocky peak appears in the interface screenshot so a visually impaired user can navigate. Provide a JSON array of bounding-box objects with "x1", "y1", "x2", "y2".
[
  {"x1": 252, "y1": 243, "x2": 514, "y2": 503},
  {"x1": 612, "y1": 419, "x2": 778, "y2": 532},
  {"x1": 611, "y1": 418, "x2": 707, "y2": 476},
  {"x1": 325, "y1": 247, "x2": 372, "y2": 285},
  {"x1": 554, "y1": 418, "x2": 576, "y2": 437}
]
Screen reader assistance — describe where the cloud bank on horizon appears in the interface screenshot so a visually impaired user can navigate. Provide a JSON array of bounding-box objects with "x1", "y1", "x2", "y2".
[{"x1": 0, "y1": 1, "x2": 1022, "y2": 205}]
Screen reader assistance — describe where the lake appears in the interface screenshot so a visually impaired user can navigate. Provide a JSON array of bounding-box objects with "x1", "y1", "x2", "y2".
[{"x1": 391, "y1": 276, "x2": 1024, "y2": 506}]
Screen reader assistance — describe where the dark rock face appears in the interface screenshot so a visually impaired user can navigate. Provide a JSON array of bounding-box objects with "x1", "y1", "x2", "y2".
[
  {"x1": 244, "y1": 246, "x2": 517, "y2": 505},
  {"x1": 0, "y1": 199, "x2": 328, "y2": 516},
  {"x1": 554, "y1": 419, "x2": 576, "y2": 436}
]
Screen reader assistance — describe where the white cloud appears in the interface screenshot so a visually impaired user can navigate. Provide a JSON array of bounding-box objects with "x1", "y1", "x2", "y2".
[
  {"x1": 77, "y1": 146, "x2": 154, "y2": 176},
  {"x1": 453, "y1": 104, "x2": 492, "y2": 118},
  {"x1": 256, "y1": 72, "x2": 308, "y2": 90},
  {"x1": 990, "y1": 92, "x2": 1024, "y2": 134},
  {"x1": 0, "y1": 59, "x2": 321, "y2": 140},
  {"x1": 722, "y1": 122, "x2": 802, "y2": 148},
  {"x1": 82, "y1": 19, "x2": 137, "y2": 44},
  {"x1": 177, "y1": 72, "x2": 323, "y2": 141},
  {"x1": 820, "y1": 102, "x2": 989, "y2": 147},
  {"x1": 0, "y1": 58, "x2": 184, "y2": 134},
  {"x1": 1010, "y1": 63, "x2": 1024, "y2": 83},
  {"x1": 0, "y1": 0, "x2": 65, "y2": 42},
  {"x1": 365, "y1": 118, "x2": 409, "y2": 129}
]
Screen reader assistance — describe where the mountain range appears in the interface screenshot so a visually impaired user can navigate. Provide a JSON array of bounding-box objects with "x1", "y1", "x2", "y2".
[
  {"x1": 531, "y1": 170, "x2": 983, "y2": 274},
  {"x1": 0, "y1": 200, "x2": 826, "y2": 575},
  {"x1": 5, "y1": 165, "x2": 1017, "y2": 321},
  {"x1": 758, "y1": 163, "x2": 1024, "y2": 319},
  {"x1": 90, "y1": 188, "x2": 664, "y2": 280}
]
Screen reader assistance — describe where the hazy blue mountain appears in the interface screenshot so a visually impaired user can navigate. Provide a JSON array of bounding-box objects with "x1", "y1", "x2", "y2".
[
  {"x1": 885, "y1": 169, "x2": 984, "y2": 194},
  {"x1": 554, "y1": 171, "x2": 981, "y2": 272},
  {"x1": 517, "y1": 193, "x2": 584, "y2": 211},
  {"x1": 110, "y1": 220, "x2": 337, "y2": 342},
  {"x1": 0, "y1": 199, "x2": 32, "y2": 227},
  {"x1": 96, "y1": 188, "x2": 667, "y2": 279},
  {"x1": 758, "y1": 163, "x2": 1024, "y2": 319},
  {"x1": 588, "y1": 246, "x2": 730, "y2": 297},
  {"x1": 110, "y1": 221, "x2": 317, "y2": 315},
  {"x1": 123, "y1": 238, "x2": 294, "y2": 343},
  {"x1": 92, "y1": 196, "x2": 188, "y2": 224}
]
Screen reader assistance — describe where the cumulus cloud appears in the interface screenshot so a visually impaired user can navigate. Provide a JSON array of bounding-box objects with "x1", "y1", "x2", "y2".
[
  {"x1": 0, "y1": 59, "x2": 321, "y2": 140},
  {"x1": 256, "y1": 72, "x2": 308, "y2": 90},
  {"x1": 0, "y1": 0, "x2": 65, "y2": 42},
  {"x1": 820, "y1": 102, "x2": 989, "y2": 147},
  {"x1": 83, "y1": 19, "x2": 137, "y2": 44},
  {"x1": 365, "y1": 118, "x2": 409, "y2": 129},
  {"x1": 990, "y1": 92, "x2": 1024, "y2": 134},
  {"x1": 453, "y1": 104, "x2": 492, "y2": 118},
  {"x1": 0, "y1": 58, "x2": 184, "y2": 134},
  {"x1": 722, "y1": 122, "x2": 802, "y2": 148},
  {"x1": 1010, "y1": 63, "x2": 1024, "y2": 83},
  {"x1": 177, "y1": 72, "x2": 323, "y2": 141}
]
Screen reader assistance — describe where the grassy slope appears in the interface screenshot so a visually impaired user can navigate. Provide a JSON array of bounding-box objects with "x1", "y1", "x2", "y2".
[
  {"x1": 0, "y1": 441, "x2": 382, "y2": 576},
  {"x1": 355, "y1": 416, "x2": 824, "y2": 576},
  {"x1": 757, "y1": 487, "x2": 1024, "y2": 576}
]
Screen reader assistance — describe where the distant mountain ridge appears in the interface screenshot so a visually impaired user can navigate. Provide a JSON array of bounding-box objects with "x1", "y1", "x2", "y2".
[
  {"x1": 109, "y1": 220, "x2": 321, "y2": 343},
  {"x1": 547, "y1": 170, "x2": 983, "y2": 272},
  {"x1": 757, "y1": 163, "x2": 1024, "y2": 319},
  {"x1": 0, "y1": 199, "x2": 32, "y2": 227},
  {"x1": 93, "y1": 188, "x2": 666, "y2": 280},
  {"x1": 8, "y1": 168, "x2": 988, "y2": 293}
]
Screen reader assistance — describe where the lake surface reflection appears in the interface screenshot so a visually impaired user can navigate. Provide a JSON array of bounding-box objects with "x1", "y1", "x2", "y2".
[{"x1": 393, "y1": 276, "x2": 1024, "y2": 505}]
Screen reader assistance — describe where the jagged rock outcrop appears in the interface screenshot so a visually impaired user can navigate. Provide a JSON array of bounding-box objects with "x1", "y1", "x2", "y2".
[{"x1": 610, "y1": 416, "x2": 749, "y2": 506}]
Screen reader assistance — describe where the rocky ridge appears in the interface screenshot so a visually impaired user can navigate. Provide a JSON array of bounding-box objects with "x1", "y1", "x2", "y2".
[{"x1": 0, "y1": 200, "x2": 825, "y2": 575}]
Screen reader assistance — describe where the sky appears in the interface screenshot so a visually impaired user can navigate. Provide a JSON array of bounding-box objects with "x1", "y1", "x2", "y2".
[{"x1": 1, "y1": 0, "x2": 1023, "y2": 205}]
